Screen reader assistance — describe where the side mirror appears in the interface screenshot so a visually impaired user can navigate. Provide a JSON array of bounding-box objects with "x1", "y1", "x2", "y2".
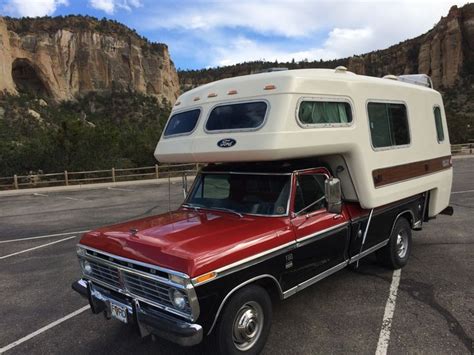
[{"x1": 325, "y1": 177, "x2": 342, "y2": 214}]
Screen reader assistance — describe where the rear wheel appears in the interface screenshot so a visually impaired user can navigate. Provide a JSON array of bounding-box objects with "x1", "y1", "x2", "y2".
[
  {"x1": 210, "y1": 284, "x2": 272, "y2": 355},
  {"x1": 376, "y1": 217, "x2": 412, "y2": 269}
]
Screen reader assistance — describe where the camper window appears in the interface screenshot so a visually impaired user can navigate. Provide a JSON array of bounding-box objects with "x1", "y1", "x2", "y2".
[
  {"x1": 205, "y1": 101, "x2": 268, "y2": 132},
  {"x1": 163, "y1": 109, "x2": 201, "y2": 137},
  {"x1": 368, "y1": 102, "x2": 410, "y2": 149},
  {"x1": 433, "y1": 106, "x2": 445, "y2": 142},
  {"x1": 298, "y1": 100, "x2": 352, "y2": 126}
]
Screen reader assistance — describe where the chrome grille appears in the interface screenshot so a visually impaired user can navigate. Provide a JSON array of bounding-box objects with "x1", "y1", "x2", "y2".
[
  {"x1": 83, "y1": 255, "x2": 191, "y2": 317},
  {"x1": 87, "y1": 259, "x2": 121, "y2": 289},
  {"x1": 123, "y1": 273, "x2": 190, "y2": 311}
]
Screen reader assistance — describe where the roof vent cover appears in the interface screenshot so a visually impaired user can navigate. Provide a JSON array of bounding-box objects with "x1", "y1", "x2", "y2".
[{"x1": 398, "y1": 74, "x2": 433, "y2": 88}]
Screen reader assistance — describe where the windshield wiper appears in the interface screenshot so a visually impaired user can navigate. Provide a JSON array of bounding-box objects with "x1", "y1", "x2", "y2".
[
  {"x1": 181, "y1": 203, "x2": 203, "y2": 212},
  {"x1": 208, "y1": 207, "x2": 243, "y2": 218},
  {"x1": 182, "y1": 203, "x2": 243, "y2": 218}
]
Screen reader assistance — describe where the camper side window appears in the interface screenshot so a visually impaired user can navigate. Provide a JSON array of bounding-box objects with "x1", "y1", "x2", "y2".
[
  {"x1": 433, "y1": 107, "x2": 445, "y2": 142},
  {"x1": 298, "y1": 101, "x2": 352, "y2": 126},
  {"x1": 206, "y1": 101, "x2": 268, "y2": 132},
  {"x1": 368, "y1": 103, "x2": 410, "y2": 149}
]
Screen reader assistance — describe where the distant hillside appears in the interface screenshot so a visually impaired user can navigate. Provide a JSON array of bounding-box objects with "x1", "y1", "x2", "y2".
[
  {"x1": 0, "y1": 15, "x2": 177, "y2": 176},
  {"x1": 179, "y1": 4, "x2": 474, "y2": 143}
]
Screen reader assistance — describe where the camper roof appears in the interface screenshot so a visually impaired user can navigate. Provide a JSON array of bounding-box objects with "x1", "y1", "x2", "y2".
[{"x1": 175, "y1": 68, "x2": 435, "y2": 108}]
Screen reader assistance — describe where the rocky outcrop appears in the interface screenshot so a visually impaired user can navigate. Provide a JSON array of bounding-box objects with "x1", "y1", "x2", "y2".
[
  {"x1": 345, "y1": 4, "x2": 471, "y2": 89},
  {"x1": 0, "y1": 16, "x2": 179, "y2": 103}
]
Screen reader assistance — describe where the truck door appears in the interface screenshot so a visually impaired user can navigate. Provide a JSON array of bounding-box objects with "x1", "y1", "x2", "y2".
[{"x1": 286, "y1": 171, "x2": 350, "y2": 289}]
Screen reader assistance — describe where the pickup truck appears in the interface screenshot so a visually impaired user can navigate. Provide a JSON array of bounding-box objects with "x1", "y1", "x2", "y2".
[{"x1": 73, "y1": 159, "x2": 428, "y2": 354}]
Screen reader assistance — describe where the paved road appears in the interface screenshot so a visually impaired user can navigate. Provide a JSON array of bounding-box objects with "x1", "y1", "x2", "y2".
[{"x1": 0, "y1": 159, "x2": 472, "y2": 354}]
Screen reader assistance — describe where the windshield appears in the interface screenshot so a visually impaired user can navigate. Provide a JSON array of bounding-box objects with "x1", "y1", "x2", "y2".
[{"x1": 185, "y1": 173, "x2": 291, "y2": 216}]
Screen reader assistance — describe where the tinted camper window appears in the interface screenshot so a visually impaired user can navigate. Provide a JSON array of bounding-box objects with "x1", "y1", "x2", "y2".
[
  {"x1": 298, "y1": 101, "x2": 352, "y2": 125},
  {"x1": 433, "y1": 107, "x2": 445, "y2": 142},
  {"x1": 206, "y1": 101, "x2": 267, "y2": 131},
  {"x1": 368, "y1": 103, "x2": 410, "y2": 148},
  {"x1": 164, "y1": 109, "x2": 201, "y2": 137}
]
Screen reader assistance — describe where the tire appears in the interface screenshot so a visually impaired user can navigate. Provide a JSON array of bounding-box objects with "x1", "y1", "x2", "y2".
[
  {"x1": 376, "y1": 217, "x2": 412, "y2": 269},
  {"x1": 209, "y1": 284, "x2": 272, "y2": 355}
]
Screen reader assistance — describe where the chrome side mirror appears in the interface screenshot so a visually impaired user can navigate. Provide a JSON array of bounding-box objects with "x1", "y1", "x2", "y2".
[{"x1": 325, "y1": 177, "x2": 342, "y2": 214}]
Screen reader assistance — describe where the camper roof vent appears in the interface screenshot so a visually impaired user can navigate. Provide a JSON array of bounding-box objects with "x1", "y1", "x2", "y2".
[
  {"x1": 383, "y1": 74, "x2": 398, "y2": 81},
  {"x1": 334, "y1": 66, "x2": 347, "y2": 73},
  {"x1": 398, "y1": 74, "x2": 433, "y2": 88}
]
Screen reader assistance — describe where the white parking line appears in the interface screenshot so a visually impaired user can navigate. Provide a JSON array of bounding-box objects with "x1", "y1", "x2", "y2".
[
  {"x1": 0, "y1": 305, "x2": 90, "y2": 353},
  {"x1": 107, "y1": 187, "x2": 134, "y2": 192},
  {"x1": 0, "y1": 235, "x2": 78, "y2": 260},
  {"x1": 375, "y1": 269, "x2": 401, "y2": 355},
  {"x1": 451, "y1": 189, "x2": 474, "y2": 194},
  {"x1": 0, "y1": 230, "x2": 90, "y2": 244}
]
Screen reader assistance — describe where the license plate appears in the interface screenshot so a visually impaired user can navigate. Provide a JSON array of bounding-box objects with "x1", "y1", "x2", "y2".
[{"x1": 110, "y1": 302, "x2": 128, "y2": 323}]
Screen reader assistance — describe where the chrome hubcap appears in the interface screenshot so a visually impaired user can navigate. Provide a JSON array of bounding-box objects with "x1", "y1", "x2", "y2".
[
  {"x1": 396, "y1": 231, "x2": 408, "y2": 258},
  {"x1": 232, "y1": 301, "x2": 263, "y2": 351}
]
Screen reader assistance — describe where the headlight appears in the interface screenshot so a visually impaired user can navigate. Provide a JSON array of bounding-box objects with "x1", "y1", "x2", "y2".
[
  {"x1": 169, "y1": 288, "x2": 187, "y2": 310},
  {"x1": 81, "y1": 260, "x2": 93, "y2": 275}
]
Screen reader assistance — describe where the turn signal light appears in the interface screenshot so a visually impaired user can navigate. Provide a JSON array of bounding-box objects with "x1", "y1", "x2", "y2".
[
  {"x1": 174, "y1": 101, "x2": 181, "y2": 106},
  {"x1": 208, "y1": 93, "x2": 218, "y2": 98},
  {"x1": 194, "y1": 272, "x2": 217, "y2": 285},
  {"x1": 263, "y1": 84, "x2": 276, "y2": 90},
  {"x1": 227, "y1": 89, "x2": 238, "y2": 95},
  {"x1": 193, "y1": 96, "x2": 200, "y2": 101}
]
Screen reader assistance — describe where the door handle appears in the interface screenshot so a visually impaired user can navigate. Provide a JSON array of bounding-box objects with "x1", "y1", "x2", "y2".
[{"x1": 333, "y1": 214, "x2": 343, "y2": 220}]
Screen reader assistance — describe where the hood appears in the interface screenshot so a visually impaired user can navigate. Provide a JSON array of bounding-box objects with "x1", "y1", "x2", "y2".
[{"x1": 79, "y1": 208, "x2": 294, "y2": 277}]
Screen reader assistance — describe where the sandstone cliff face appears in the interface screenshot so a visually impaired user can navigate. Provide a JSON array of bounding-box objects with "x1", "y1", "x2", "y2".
[
  {"x1": 348, "y1": 5, "x2": 472, "y2": 89},
  {"x1": 0, "y1": 16, "x2": 179, "y2": 103}
]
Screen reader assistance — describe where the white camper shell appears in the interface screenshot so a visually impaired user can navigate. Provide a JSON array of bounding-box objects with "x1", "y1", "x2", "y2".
[{"x1": 155, "y1": 68, "x2": 453, "y2": 217}]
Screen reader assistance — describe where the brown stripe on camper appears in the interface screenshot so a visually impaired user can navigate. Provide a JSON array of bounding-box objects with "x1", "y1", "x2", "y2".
[{"x1": 372, "y1": 155, "x2": 452, "y2": 188}]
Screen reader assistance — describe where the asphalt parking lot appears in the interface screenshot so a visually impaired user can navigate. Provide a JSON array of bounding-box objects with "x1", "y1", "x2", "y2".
[{"x1": 0, "y1": 158, "x2": 473, "y2": 354}]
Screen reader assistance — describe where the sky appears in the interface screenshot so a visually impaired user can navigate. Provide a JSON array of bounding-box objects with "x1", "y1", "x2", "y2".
[{"x1": 0, "y1": 0, "x2": 471, "y2": 70}]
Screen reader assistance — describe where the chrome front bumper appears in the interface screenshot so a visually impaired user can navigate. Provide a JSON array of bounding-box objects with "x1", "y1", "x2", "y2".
[{"x1": 72, "y1": 279, "x2": 203, "y2": 347}]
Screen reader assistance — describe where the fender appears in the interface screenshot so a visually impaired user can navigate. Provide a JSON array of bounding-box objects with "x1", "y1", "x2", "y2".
[{"x1": 207, "y1": 274, "x2": 283, "y2": 335}]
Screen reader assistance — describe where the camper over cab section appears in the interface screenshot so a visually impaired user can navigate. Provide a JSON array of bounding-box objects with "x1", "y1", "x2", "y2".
[{"x1": 155, "y1": 68, "x2": 453, "y2": 217}]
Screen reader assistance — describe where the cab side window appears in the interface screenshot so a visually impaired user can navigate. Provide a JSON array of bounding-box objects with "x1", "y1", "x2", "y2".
[{"x1": 294, "y1": 174, "x2": 326, "y2": 214}]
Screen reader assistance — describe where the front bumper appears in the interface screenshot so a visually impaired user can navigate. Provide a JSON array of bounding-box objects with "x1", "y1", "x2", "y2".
[{"x1": 72, "y1": 279, "x2": 203, "y2": 346}]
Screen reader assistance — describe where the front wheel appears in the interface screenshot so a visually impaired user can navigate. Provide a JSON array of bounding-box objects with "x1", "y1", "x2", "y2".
[
  {"x1": 376, "y1": 217, "x2": 412, "y2": 269},
  {"x1": 210, "y1": 284, "x2": 272, "y2": 355}
]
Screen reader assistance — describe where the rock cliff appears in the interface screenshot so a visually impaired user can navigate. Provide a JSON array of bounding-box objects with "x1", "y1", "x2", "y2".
[
  {"x1": 346, "y1": 4, "x2": 472, "y2": 89},
  {"x1": 0, "y1": 16, "x2": 179, "y2": 103}
]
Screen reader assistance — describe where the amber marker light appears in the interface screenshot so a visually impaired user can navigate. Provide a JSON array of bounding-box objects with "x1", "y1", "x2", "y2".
[
  {"x1": 174, "y1": 101, "x2": 181, "y2": 106},
  {"x1": 193, "y1": 271, "x2": 217, "y2": 285},
  {"x1": 208, "y1": 92, "x2": 218, "y2": 98},
  {"x1": 193, "y1": 96, "x2": 200, "y2": 101},
  {"x1": 263, "y1": 84, "x2": 276, "y2": 90},
  {"x1": 227, "y1": 89, "x2": 238, "y2": 95}
]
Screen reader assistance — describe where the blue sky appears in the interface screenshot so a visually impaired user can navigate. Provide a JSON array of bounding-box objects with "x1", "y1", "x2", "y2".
[{"x1": 1, "y1": 0, "x2": 470, "y2": 70}]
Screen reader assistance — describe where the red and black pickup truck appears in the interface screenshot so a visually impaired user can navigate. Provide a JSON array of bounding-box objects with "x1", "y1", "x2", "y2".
[{"x1": 73, "y1": 159, "x2": 432, "y2": 354}]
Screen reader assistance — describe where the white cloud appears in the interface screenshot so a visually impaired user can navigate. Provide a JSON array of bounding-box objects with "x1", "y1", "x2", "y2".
[
  {"x1": 3, "y1": 0, "x2": 68, "y2": 17},
  {"x1": 136, "y1": 0, "x2": 471, "y2": 68},
  {"x1": 89, "y1": 0, "x2": 114, "y2": 14},
  {"x1": 88, "y1": 0, "x2": 142, "y2": 14},
  {"x1": 212, "y1": 28, "x2": 374, "y2": 67}
]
